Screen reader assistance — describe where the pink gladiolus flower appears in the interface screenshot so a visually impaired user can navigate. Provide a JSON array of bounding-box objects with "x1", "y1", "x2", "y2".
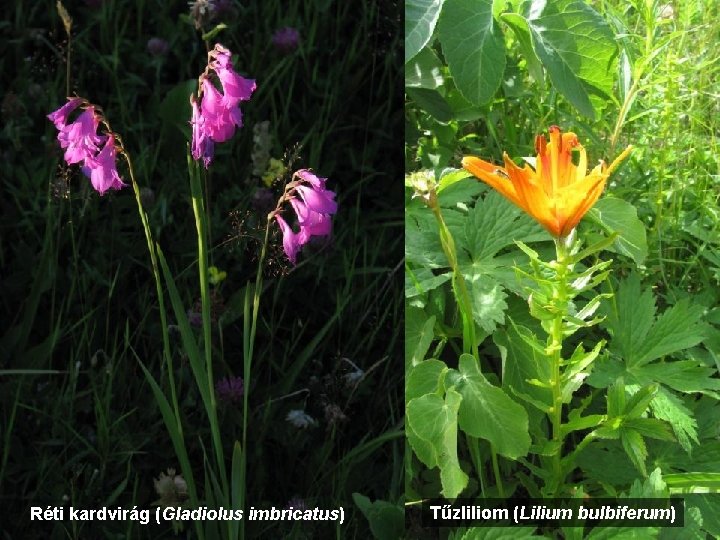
[
  {"x1": 57, "y1": 106, "x2": 106, "y2": 164},
  {"x1": 47, "y1": 97, "x2": 82, "y2": 129},
  {"x1": 81, "y1": 135, "x2": 126, "y2": 195},
  {"x1": 274, "y1": 169, "x2": 337, "y2": 264},
  {"x1": 191, "y1": 96, "x2": 214, "y2": 167},
  {"x1": 190, "y1": 43, "x2": 256, "y2": 168},
  {"x1": 275, "y1": 214, "x2": 302, "y2": 264},
  {"x1": 199, "y1": 78, "x2": 241, "y2": 142},
  {"x1": 47, "y1": 98, "x2": 125, "y2": 196}
]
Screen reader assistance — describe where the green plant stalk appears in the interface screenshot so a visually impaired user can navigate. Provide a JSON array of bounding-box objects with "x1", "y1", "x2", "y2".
[
  {"x1": 124, "y1": 151, "x2": 179, "y2": 429},
  {"x1": 239, "y1": 217, "x2": 272, "y2": 540},
  {"x1": 127, "y1": 151, "x2": 204, "y2": 536},
  {"x1": 187, "y1": 154, "x2": 228, "y2": 499},
  {"x1": 548, "y1": 237, "x2": 569, "y2": 495},
  {"x1": 426, "y1": 192, "x2": 505, "y2": 495},
  {"x1": 427, "y1": 193, "x2": 478, "y2": 360}
]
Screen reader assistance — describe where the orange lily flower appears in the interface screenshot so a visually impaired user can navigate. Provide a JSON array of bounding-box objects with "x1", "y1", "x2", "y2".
[{"x1": 462, "y1": 126, "x2": 632, "y2": 238}]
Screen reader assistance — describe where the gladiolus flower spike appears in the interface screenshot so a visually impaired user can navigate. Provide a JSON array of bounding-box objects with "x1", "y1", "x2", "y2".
[
  {"x1": 462, "y1": 126, "x2": 632, "y2": 238},
  {"x1": 47, "y1": 97, "x2": 126, "y2": 196},
  {"x1": 191, "y1": 43, "x2": 256, "y2": 168},
  {"x1": 271, "y1": 169, "x2": 337, "y2": 265}
]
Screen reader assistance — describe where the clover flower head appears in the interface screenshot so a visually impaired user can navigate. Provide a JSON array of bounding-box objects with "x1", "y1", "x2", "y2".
[
  {"x1": 271, "y1": 169, "x2": 337, "y2": 265},
  {"x1": 272, "y1": 27, "x2": 300, "y2": 53},
  {"x1": 47, "y1": 97, "x2": 126, "y2": 196},
  {"x1": 215, "y1": 375, "x2": 244, "y2": 404},
  {"x1": 147, "y1": 37, "x2": 169, "y2": 57},
  {"x1": 190, "y1": 43, "x2": 255, "y2": 168}
]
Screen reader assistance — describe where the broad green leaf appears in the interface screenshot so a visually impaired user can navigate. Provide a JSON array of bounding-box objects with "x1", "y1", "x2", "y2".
[
  {"x1": 450, "y1": 354, "x2": 531, "y2": 458},
  {"x1": 500, "y1": 13, "x2": 544, "y2": 84},
  {"x1": 587, "y1": 198, "x2": 648, "y2": 265},
  {"x1": 407, "y1": 389, "x2": 469, "y2": 497},
  {"x1": 406, "y1": 0, "x2": 445, "y2": 63},
  {"x1": 352, "y1": 493, "x2": 404, "y2": 540},
  {"x1": 494, "y1": 322, "x2": 553, "y2": 414},
  {"x1": 525, "y1": 0, "x2": 617, "y2": 118},
  {"x1": 406, "y1": 87, "x2": 453, "y2": 123},
  {"x1": 407, "y1": 359, "x2": 448, "y2": 401},
  {"x1": 406, "y1": 306, "x2": 436, "y2": 368},
  {"x1": 438, "y1": 177, "x2": 484, "y2": 207},
  {"x1": 405, "y1": 47, "x2": 445, "y2": 89},
  {"x1": 437, "y1": 0, "x2": 506, "y2": 106},
  {"x1": 437, "y1": 168, "x2": 473, "y2": 193}
]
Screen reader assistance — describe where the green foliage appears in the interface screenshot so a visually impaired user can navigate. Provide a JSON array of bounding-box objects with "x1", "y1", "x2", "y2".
[{"x1": 406, "y1": 1, "x2": 720, "y2": 533}]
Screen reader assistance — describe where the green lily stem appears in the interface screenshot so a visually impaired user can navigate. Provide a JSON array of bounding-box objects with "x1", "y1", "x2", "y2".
[
  {"x1": 549, "y1": 237, "x2": 570, "y2": 495},
  {"x1": 427, "y1": 192, "x2": 503, "y2": 495},
  {"x1": 427, "y1": 193, "x2": 478, "y2": 360}
]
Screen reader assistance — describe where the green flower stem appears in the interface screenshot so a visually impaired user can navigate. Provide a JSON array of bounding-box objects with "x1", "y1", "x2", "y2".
[
  {"x1": 549, "y1": 237, "x2": 570, "y2": 495},
  {"x1": 427, "y1": 192, "x2": 504, "y2": 495},
  {"x1": 239, "y1": 216, "x2": 272, "y2": 540},
  {"x1": 427, "y1": 193, "x2": 478, "y2": 360},
  {"x1": 124, "y1": 151, "x2": 179, "y2": 431},
  {"x1": 188, "y1": 154, "x2": 228, "y2": 497}
]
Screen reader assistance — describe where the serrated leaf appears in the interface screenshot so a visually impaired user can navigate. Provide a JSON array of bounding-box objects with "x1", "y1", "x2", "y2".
[
  {"x1": 437, "y1": 0, "x2": 506, "y2": 106},
  {"x1": 620, "y1": 428, "x2": 648, "y2": 476},
  {"x1": 405, "y1": 46, "x2": 445, "y2": 89},
  {"x1": 462, "y1": 192, "x2": 546, "y2": 261},
  {"x1": 405, "y1": 0, "x2": 445, "y2": 63},
  {"x1": 650, "y1": 387, "x2": 698, "y2": 451},
  {"x1": 451, "y1": 354, "x2": 531, "y2": 458},
  {"x1": 587, "y1": 198, "x2": 648, "y2": 265},
  {"x1": 624, "y1": 383, "x2": 659, "y2": 418},
  {"x1": 622, "y1": 418, "x2": 675, "y2": 441},
  {"x1": 626, "y1": 468, "x2": 667, "y2": 497},
  {"x1": 406, "y1": 389, "x2": 469, "y2": 498},
  {"x1": 634, "y1": 299, "x2": 708, "y2": 367},
  {"x1": 469, "y1": 277, "x2": 507, "y2": 333},
  {"x1": 525, "y1": 0, "x2": 617, "y2": 118}
]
